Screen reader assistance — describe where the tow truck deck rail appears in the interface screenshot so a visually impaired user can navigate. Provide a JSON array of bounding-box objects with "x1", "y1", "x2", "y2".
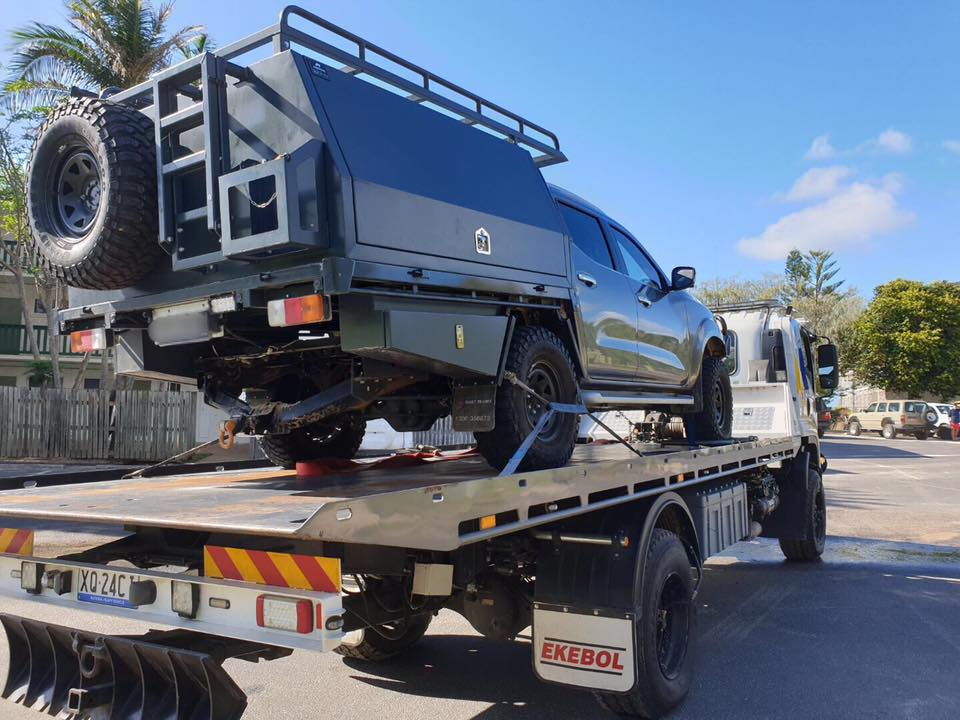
[{"x1": 0, "y1": 438, "x2": 797, "y2": 552}]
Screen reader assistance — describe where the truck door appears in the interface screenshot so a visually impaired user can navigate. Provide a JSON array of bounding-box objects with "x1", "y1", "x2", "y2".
[
  {"x1": 559, "y1": 204, "x2": 639, "y2": 381},
  {"x1": 605, "y1": 224, "x2": 689, "y2": 386}
]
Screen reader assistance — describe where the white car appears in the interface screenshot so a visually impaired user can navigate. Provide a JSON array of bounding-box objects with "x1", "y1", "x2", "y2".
[{"x1": 928, "y1": 403, "x2": 955, "y2": 440}]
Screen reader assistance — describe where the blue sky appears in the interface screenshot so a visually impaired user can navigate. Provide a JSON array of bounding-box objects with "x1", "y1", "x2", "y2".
[{"x1": 3, "y1": 1, "x2": 958, "y2": 295}]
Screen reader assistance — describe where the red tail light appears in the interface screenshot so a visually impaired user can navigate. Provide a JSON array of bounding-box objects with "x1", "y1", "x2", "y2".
[{"x1": 900, "y1": 415, "x2": 906, "y2": 424}]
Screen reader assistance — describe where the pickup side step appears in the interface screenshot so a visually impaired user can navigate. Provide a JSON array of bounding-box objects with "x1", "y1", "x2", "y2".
[{"x1": 0, "y1": 614, "x2": 286, "y2": 719}]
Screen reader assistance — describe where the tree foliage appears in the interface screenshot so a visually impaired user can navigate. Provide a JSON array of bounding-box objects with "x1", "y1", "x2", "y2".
[
  {"x1": 5, "y1": 0, "x2": 204, "y2": 109},
  {"x1": 845, "y1": 280, "x2": 960, "y2": 399},
  {"x1": 695, "y1": 273, "x2": 785, "y2": 308}
]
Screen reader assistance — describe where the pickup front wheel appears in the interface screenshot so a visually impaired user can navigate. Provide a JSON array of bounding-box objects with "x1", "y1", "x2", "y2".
[{"x1": 682, "y1": 355, "x2": 733, "y2": 442}]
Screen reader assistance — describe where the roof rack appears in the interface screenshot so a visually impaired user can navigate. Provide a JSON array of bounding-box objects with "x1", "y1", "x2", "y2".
[
  {"x1": 110, "y1": 5, "x2": 566, "y2": 168},
  {"x1": 708, "y1": 300, "x2": 792, "y2": 314}
]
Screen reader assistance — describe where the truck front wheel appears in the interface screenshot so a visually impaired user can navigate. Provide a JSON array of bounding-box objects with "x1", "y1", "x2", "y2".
[
  {"x1": 475, "y1": 326, "x2": 578, "y2": 472},
  {"x1": 595, "y1": 529, "x2": 697, "y2": 719},
  {"x1": 259, "y1": 414, "x2": 366, "y2": 469},
  {"x1": 778, "y1": 467, "x2": 826, "y2": 562},
  {"x1": 334, "y1": 614, "x2": 433, "y2": 661}
]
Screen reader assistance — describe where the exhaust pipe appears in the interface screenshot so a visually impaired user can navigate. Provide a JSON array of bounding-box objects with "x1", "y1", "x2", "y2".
[{"x1": 1, "y1": 614, "x2": 258, "y2": 719}]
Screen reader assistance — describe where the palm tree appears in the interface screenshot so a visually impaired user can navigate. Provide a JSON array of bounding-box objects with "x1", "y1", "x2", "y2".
[{"x1": 5, "y1": 0, "x2": 205, "y2": 109}]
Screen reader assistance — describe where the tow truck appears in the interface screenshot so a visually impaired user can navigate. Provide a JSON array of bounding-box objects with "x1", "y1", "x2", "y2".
[{"x1": 0, "y1": 300, "x2": 837, "y2": 719}]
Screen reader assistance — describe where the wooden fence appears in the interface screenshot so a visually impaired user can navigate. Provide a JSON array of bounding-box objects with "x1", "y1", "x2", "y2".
[{"x1": 0, "y1": 387, "x2": 197, "y2": 462}]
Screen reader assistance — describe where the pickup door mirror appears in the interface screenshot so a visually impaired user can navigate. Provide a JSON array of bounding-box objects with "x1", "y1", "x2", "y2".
[
  {"x1": 671, "y1": 266, "x2": 696, "y2": 290},
  {"x1": 817, "y1": 343, "x2": 840, "y2": 390}
]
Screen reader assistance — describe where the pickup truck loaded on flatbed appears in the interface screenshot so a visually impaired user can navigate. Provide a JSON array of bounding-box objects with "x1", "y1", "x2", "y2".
[{"x1": 3, "y1": 8, "x2": 843, "y2": 719}]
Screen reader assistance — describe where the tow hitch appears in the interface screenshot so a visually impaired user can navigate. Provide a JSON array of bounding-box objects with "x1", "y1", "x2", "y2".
[{"x1": 1, "y1": 614, "x2": 289, "y2": 719}]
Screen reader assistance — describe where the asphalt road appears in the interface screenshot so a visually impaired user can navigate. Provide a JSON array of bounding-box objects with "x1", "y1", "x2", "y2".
[{"x1": 1, "y1": 434, "x2": 959, "y2": 720}]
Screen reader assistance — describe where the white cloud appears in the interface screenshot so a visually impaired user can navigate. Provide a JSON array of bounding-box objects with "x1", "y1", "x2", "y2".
[
  {"x1": 738, "y1": 174, "x2": 913, "y2": 261},
  {"x1": 874, "y1": 128, "x2": 912, "y2": 154},
  {"x1": 783, "y1": 165, "x2": 855, "y2": 202},
  {"x1": 804, "y1": 134, "x2": 835, "y2": 160},
  {"x1": 944, "y1": 140, "x2": 960, "y2": 155}
]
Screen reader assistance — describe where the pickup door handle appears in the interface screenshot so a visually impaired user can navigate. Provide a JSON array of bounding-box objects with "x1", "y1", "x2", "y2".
[
  {"x1": 637, "y1": 293, "x2": 652, "y2": 308},
  {"x1": 577, "y1": 272, "x2": 597, "y2": 288}
]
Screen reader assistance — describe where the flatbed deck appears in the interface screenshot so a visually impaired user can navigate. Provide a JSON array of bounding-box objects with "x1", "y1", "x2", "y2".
[{"x1": 0, "y1": 438, "x2": 798, "y2": 551}]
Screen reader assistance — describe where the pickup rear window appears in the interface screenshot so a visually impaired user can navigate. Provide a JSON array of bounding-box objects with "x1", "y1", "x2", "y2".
[{"x1": 560, "y1": 204, "x2": 614, "y2": 269}]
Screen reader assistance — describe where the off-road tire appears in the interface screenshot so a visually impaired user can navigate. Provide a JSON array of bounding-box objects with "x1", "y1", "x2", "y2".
[
  {"x1": 682, "y1": 355, "x2": 733, "y2": 442},
  {"x1": 334, "y1": 614, "x2": 433, "y2": 661},
  {"x1": 847, "y1": 420, "x2": 862, "y2": 437},
  {"x1": 938, "y1": 427, "x2": 952, "y2": 440},
  {"x1": 881, "y1": 423, "x2": 897, "y2": 440},
  {"x1": 259, "y1": 414, "x2": 366, "y2": 468},
  {"x1": 594, "y1": 529, "x2": 696, "y2": 719},
  {"x1": 779, "y1": 466, "x2": 827, "y2": 562},
  {"x1": 26, "y1": 97, "x2": 161, "y2": 289},
  {"x1": 474, "y1": 326, "x2": 578, "y2": 472}
]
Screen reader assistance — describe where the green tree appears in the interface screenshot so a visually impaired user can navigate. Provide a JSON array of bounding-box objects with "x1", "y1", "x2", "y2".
[
  {"x1": 807, "y1": 250, "x2": 844, "y2": 298},
  {"x1": 845, "y1": 280, "x2": 960, "y2": 399},
  {"x1": 5, "y1": 0, "x2": 204, "y2": 108},
  {"x1": 784, "y1": 249, "x2": 811, "y2": 301},
  {"x1": 780, "y1": 249, "x2": 860, "y2": 340}
]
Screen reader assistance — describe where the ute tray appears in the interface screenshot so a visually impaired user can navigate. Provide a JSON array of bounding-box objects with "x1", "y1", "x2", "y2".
[{"x1": 0, "y1": 439, "x2": 797, "y2": 552}]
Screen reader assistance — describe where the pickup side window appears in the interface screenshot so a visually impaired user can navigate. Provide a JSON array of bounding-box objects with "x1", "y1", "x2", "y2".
[
  {"x1": 904, "y1": 402, "x2": 924, "y2": 414},
  {"x1": 877, "y1": 403, "x2": 887, "y2": 412},
  {"x1": 887, "y1": 402, "x2": 900, "y2": 412},
  {"x1": 866, "y1": 403, "x2": 877, "y2": 412},
  {"x1": 608, "y1": 226, "x2": 661, "y2": 288},
  {"x1": 559, "y1": 204, "x2": 614, "y2": 269}
]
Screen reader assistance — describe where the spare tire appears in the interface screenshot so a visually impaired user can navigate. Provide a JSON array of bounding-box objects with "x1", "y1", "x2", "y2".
[{"x1": 26, "y1": 97, "x2": 162, "y2": 289}]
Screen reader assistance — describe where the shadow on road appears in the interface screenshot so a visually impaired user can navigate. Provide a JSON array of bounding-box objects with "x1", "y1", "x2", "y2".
[
  {"x1": 821, "y1": 437, "x2": 929, "y2": 460},
  {"x1": 345, "y1": 555, "x2": 960, "y2": 720}
]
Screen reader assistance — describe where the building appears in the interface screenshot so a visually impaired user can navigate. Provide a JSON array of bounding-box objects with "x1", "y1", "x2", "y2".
[{"x1": 0, "y1": 266, "x2": 103, "y2": 389}]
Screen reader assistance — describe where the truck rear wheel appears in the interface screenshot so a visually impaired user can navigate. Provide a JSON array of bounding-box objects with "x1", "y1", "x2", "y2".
[
  {"x1": 26, "y1": 97, "x2": 162, "y2": 289},
  {"x1": 334, "y1": 614, "x2": 432, "y2": 661},
  {"x1": 778, "y1": 467, "x2": 826, "y2": 562},
  {"x1": 682, "y1": 355, "x2": 733, "y2": 442},
  {"x1": 595, "y1": 529, "x2": 697, "y2": 719},
  {"x1": 475, "y1": 326, "x2": 578, "y2": 472},
  {"x1": 259, "y1": 414, "x2": 366, "y2": 468}
]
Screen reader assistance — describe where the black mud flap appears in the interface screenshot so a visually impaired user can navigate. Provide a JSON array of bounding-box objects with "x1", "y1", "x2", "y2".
[{"x1": 0, "y1": 614, "x2": 284, "y2": 719}]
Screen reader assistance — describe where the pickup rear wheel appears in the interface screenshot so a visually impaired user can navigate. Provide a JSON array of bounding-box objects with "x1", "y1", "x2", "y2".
[
  {"x1": 259, "y1": 414, "x2": 366, "y2": 468},
  {"x1": 594, "y1": 529, "x2": 697, "y2": 719},
  {"x1": 682, "y1": 355, "x2": 733, "y2": 442},
  {"x1": 27, "y1": 97, "x2": 162, "y2": 289},
  {"x1": 474, "y1": 326, "x2": 578, "y2": 472}
]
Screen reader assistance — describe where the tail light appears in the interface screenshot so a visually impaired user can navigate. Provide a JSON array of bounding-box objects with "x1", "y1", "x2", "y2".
[
  {"x1": 267, "y1": 294, "x2": 330, "y2": 328},
  {"x1": 824, "y1": 412, "x2": 832, "y2": 421},
  {"x1": 69, "y1": 328, "x2": 110, "y2": 353},
  {"x1": 256, "y1": 595, "x2": 313, "y2": 633},
  {"x1": 900, "y1": 415, "x2": 906, "y2": 424}
]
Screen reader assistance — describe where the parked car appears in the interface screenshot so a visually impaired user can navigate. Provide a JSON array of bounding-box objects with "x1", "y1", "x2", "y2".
[
  {"x1": 927, "y1": 403, "x2": 955, "y2": 440},
  {"x1": 846, "y1": 400, "x2": 932, "y2": 440},
  {"x1": 27, "y1": 34, "x2": 733, "y2": 473},
  {"x1": 816, "y1": 398, "x2": 832, "y2": 439}
]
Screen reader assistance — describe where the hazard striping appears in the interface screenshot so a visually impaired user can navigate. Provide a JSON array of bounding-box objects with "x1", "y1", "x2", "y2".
[
  {"x1": 0, "y1": 528, "x2": 34, "y2": 556},
  {"x1": 204, "y1": 545, "x2": 340, "y2": 592}
]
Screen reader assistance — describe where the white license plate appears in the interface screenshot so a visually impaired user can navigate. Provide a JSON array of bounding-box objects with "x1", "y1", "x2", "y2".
[{"x1": 77, "y1": 568, "x2": 139, "y2": 608}]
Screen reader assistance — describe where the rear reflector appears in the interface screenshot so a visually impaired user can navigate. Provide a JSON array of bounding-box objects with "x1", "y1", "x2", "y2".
[
  {"x1": 69, "y1": 328, "x2": 109, "y2": 353},
  {"x1": 267, "y1": 294, "x2": 329, "y2": 328},
  {"x1": 256, "y1": 595, "x2": 313, "y2": 633}
]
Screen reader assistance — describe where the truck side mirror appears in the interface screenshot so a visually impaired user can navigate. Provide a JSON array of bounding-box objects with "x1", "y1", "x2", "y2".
[
  {"x1": 671, "y1": 266, "x2": 696, "y2": 290},
  {"x1": 817, "y1": 343, "x2": 840, "y2": 390}
]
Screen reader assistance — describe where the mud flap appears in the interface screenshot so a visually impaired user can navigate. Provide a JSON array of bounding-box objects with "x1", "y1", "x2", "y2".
[
  {"x1": 0, "y1": 614, "x2": 265, "y2": 719},
  {"x1": 532, "y1": 605, "x2": 636, "y2": 692}
]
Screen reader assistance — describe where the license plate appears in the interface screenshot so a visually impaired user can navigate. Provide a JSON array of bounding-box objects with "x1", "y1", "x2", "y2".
[{"x1": 77, "y1": 568, "x2": 138, "y2": 608}]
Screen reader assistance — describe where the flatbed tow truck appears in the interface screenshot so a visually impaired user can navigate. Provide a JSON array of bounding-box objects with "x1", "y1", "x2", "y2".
[{"x1": 0, "y1": 302, "x2": 839, "y2": 719}]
